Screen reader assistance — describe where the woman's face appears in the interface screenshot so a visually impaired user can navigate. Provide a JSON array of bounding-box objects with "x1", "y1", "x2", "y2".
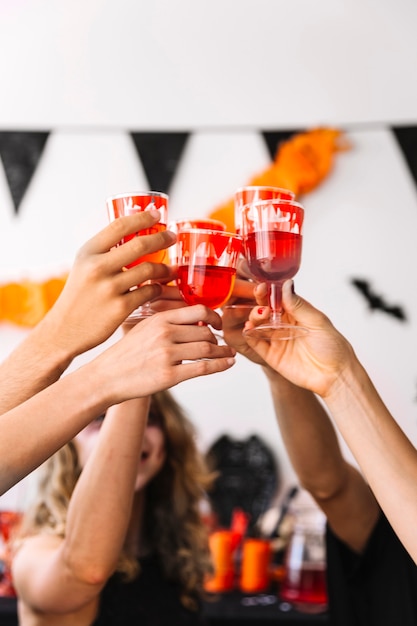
[{"x1": 74, "y1": 410, "x2": 167, "y2": 492}]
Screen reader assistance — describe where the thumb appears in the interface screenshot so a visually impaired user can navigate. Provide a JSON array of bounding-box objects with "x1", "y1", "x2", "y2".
[{"x1": 282, "y1": 280, "x2": 331, "y2": 330}]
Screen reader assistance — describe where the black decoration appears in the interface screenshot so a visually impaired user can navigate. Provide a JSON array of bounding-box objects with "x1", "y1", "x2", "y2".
[
  {"x1": 262, "y1": 129, "x2": 300, "y2": 160},
  {"x1": 392, "y1": 125, "x2": 417, "y2": 191},
  {"x1": 206, "y1": 434, "x2": 279, "y2": 535},
  {"x1": 0, "y1": 131, "x2": 49, "y2": 214},
  {"x1": 130, "y1": 132, "x2": 190, "y2": 195},
  {"x1": 351, "y1": 278, "x2": 407, "y2": 321}
]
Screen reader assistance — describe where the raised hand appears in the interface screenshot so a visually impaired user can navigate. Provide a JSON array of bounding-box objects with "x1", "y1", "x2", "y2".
[
  {"x1": 244, "y1": 280, "x2": 356, "y2": 398},
  {"x1": 42, "y1": 209, "x2": 176, "y2": 357},
  {"x1": 97, "y1": 304, "x2": 237, "y2": 402}
]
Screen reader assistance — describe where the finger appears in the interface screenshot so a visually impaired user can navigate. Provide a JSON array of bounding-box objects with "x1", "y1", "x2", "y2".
[
  {"x1": 230, "y1": 277, "x2": 256, "y2": 302},
  {"x1": 118, "y1": 262, "x2": 174, "y2": 293},
  {"x1": 109, "y1": 229, "x2": 176, "y2": 272},
  {"x1": 281, "y1": 280, "x2": 332, "y2": 330},
  {"x1": 123, "y1": 283, "x2": 164, "y2": 313},
  {"x1": 152, "y1": 284, "x2": 183, "y2": 300},
  {"x1": 236, "y1": 258, "x2": 254, "y2": 280},
  {"x1": 160, "y1": 304, "x2": 224, "y2": 331},
  {"x1": 174, "y1": 340, "x2": 236, "y2": 362},
  {"x1": 168, "y1": 322, "x2": 220, "y2": 346},
  {"x1": 173, "y1": 356, "x2": 236, "y2": 384},
  {"x1": 253, "y1": 282, "x2": 269, "y2": 305},
  {"x1": 82, "y1": 210, "x2": 162, "y2": 255}
]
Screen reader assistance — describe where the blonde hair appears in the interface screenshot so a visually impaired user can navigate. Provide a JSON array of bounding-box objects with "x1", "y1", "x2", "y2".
[{"x1": 19, "y1": 390, "x2": 214, "y2": 610}]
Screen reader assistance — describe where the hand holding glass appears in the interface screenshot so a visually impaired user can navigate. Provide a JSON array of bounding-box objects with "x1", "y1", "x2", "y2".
[{"x1": 241, "y1": 199, "x2": 307, "y2": 340}]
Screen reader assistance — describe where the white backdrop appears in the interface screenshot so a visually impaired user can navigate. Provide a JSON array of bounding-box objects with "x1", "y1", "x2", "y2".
[{"x1": 1, "y1": 0, "x2": 417, "y2": 509}]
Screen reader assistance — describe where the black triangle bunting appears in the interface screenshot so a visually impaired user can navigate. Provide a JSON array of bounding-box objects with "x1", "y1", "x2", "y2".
[
  {"x1": 392, "y1": 125, "x2": 417, "y2": 192},
  {"x1": 130, "y1": 132, "x2": 190, "y2": 195},
  {"x1": 0, "y1": 131, "x2": 50, "y2": 215},
  {"x1": 262, "y1": 129, "x2": 300, "y2": 160}
]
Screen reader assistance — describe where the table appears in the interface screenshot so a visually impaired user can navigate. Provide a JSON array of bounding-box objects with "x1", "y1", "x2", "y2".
[
  {"x1": 202, "y1": 589, "x2": 331, "y2": 625},
  {"x1": 0, "y1": 591, "x2": 332, "y2": 626}
]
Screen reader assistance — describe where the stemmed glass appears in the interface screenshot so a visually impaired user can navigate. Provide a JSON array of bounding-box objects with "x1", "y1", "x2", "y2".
[
  {"x1": 176, "y1": 229, "x2": 242, "y2": 311},
  {"x1": 106, "y1": 191, "x2": 168, "y2": 322},
  {"x1": 241, "y1": 198, "x2": 307, "y2": 340},
  {"x1": 223, "y1": 186, "x2": 296, "y2": 316}
]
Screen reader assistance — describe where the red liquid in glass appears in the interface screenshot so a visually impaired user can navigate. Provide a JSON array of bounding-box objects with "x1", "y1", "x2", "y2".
[
  {"x1": 280, "y1": 564, "x2": 328, "y2": 606},
  {"x1": 0, "y1": 511, "x2": 23, "y2": 598},
  {"x1": 177, "y1": 265, "x2": 236, "y2": 309},
  {"x1": 122, "y1": 222, "x2": 167, "y2": 268},
  {"x1": 244, "y1": 231, "x2": 302, "y2": 282}
]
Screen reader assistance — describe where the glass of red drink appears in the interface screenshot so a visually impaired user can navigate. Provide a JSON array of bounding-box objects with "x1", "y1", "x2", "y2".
[
  {"x1": 167, "y1": 217, "x2": 226, "y2": 266},
  {"x1": 280, "y1": 508, "x2": 328, "y2": 614},
  {"x1": 106, "y1": 191, "x2": 168, "y2": 322},
  {"x1": 176, "y1": 229, "x2": 242, "y2": 310},
  {"x1": 241, "y1": 198, "x2": 308, "y2": 340}
]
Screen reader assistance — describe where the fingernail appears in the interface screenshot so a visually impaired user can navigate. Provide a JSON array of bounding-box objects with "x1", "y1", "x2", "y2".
[
  {"x1": 149, "y1": 208, "x2": 161, "y2": 219},
  {"x1": 257, "y1": 307, "x2": 264, "y2": 315}
]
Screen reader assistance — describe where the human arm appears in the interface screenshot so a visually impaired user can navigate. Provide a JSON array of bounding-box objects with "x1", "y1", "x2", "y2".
[
  {"x1": 222, "y1": 290, "x2": 379, "y2": 552},
  {"x1": 0, "y1": 209, "x2": 176, "y2": 414},
  {"x1": 12, "y1": 397, "x2": 149, "y2": 620},
  {"x1": 0, "y1": 304, "x2": 236, "y2": 494},
  {"x1": 244, "y1": 280, "x2": 417, "y2": 562}
]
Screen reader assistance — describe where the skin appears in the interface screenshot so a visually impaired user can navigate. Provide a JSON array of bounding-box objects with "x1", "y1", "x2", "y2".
[
  {"x1": 223, "y1": 279, "x2": 417, "y2": 559},
  {"x1": 0, "y1": 210, "x2": 236, "y2": 494}
]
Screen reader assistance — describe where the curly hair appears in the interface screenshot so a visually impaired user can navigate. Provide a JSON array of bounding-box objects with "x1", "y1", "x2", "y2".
[{"x1": 18, "y1": 390, "x2": 215, "y2": 610}]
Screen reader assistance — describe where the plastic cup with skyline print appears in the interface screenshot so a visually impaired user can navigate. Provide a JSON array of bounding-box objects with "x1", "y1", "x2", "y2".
[{"x1": 106, "y1": 191, "x2": 168, "y2": 322}]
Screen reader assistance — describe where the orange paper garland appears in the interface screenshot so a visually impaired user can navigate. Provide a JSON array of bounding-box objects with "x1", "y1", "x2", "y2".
[
  {"x1": 208, "y1": 127, "x2": 351, "y2": 231},
  {"x1": 0, "y1": 127, "x2": 349, "y2": 328}
]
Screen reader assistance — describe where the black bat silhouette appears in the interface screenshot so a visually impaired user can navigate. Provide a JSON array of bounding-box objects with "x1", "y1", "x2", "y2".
[{"x1": 350, "y1": 278, "x2": 407, "y2": 321}]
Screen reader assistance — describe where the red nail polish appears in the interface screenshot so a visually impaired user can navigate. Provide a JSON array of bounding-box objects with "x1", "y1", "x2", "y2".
[{"x1": 257, "y1": 307, "x2": 264, "y2": 315}]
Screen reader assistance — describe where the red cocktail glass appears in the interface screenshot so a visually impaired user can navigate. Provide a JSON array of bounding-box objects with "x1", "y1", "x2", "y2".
[
  {"x1": 106, "y1": 191, "x2": 168, "y2": 322},
  {"x1": 241, "y1": 198, "x2": 307, "y2": 340},
  {"x1": 176, "y1": 229, "x2": 242, "y2": 310}
]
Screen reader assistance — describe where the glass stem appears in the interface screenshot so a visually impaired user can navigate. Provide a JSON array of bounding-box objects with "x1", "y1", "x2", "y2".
[{"x1": 268, "y1": 281, "x2": 283, "y2": 325}]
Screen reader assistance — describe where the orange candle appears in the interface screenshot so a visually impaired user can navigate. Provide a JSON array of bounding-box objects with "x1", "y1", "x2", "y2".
[
  {"x1": 204, "y1": 530, "x2": 236, "y2": 593},
  {"x1": 240, "y1": 538, "x2": 271, "y2": 594}
]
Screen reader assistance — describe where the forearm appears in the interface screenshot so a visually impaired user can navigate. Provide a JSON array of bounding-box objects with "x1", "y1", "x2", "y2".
[
  {"x1": 0, "y1": 313, "x2": 77, "y2": 414},
  {"x1": 324, "y1": 360, "x2": 417, "y2": 562},
  {"x1": 0, "y1": 359, "x2": 116, "y2": 494},
  {"x1": 264, "y1": 366, "x2": 380, "y2": 551},
  {"x1": 62, "y1": 398, "x2": 149, "y2": 584},
  {"x1": 264, "y1": 367, "x2": 348, "y2": 497}
]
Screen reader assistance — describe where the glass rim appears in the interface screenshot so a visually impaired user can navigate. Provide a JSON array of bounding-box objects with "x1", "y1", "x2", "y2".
[
  {"x1": 106, "y1": 190, "x2": 169, "y2": 202},
  {"x1": 235, "y1": 185, "x2": 296, "y2": 196},
  {"x1": 242, "y1": 198, "x2": 304, "y2": 211},
  {"x1": 176, "y1": 227, "x2": 242, "y2": 239},
  {"x1": 169, "y1": 217, "x2": 226, "y2": 226}
]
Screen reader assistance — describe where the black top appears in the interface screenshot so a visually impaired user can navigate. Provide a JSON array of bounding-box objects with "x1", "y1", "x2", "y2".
[
  {"x1": 92, "y1": 554, "x2": 208, "y2": 626},
  {"x1": 326, "y1": 511, "x2": 417, "y2": 626}
]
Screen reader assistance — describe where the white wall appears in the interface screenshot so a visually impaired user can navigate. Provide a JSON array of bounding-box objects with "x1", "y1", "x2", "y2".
[{"x1": 1, "y1": 0, "x2": 417, "y2": 508}]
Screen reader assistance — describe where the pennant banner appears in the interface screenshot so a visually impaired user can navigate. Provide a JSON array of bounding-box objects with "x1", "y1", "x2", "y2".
[
  {"x1": 0, "y1": 131, "x2": 50, "y2": 214},
  {"x1": 130, "y1": 131, "x2": 190, "y2": 195},
  {"x1": 262, "y1": 129, "x2": 300, "y2": 160},
  {"x1": 392, "y1": 125, "x2": 417, "y2": 189},
  {"x1": 0, "y1": 126, "x2": 416, "y2": 221}
]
